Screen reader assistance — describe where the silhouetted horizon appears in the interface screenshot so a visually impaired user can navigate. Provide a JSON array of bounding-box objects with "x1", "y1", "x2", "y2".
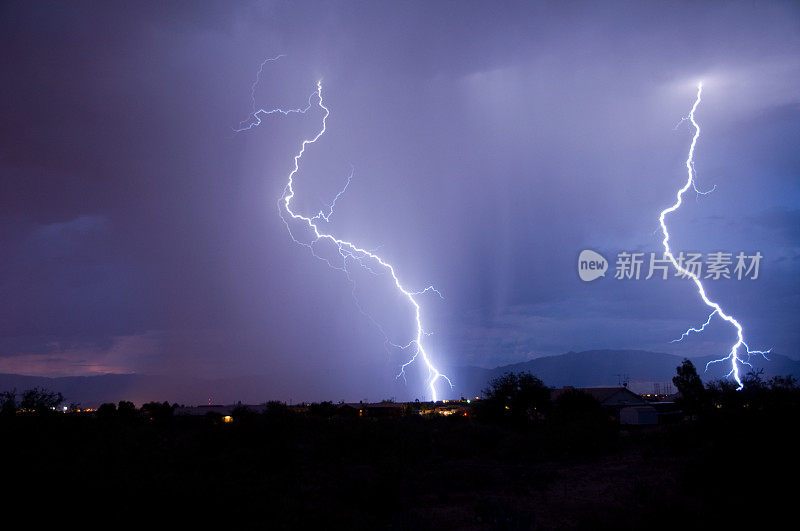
[{"x1": 3, "y1": 348, "x2": 798, "y2": 407}]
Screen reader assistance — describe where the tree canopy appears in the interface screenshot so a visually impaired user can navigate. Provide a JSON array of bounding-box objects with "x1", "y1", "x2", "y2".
[{"x1": 480, "y1": 372, "x2": 551, "y2": 423}]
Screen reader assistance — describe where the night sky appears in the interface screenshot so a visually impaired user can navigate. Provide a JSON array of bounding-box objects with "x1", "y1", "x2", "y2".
[{"x1": 2, "y1": 1, "x2": 798, "y2": 401}]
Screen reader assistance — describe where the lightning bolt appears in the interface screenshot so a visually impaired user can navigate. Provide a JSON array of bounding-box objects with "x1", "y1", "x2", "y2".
[
  {"x1": 660, "y1": 83, "x2": 770, "y2": 389},
  {"x1": 236, "y1": 61, "x2": 451, "y2": 401}
]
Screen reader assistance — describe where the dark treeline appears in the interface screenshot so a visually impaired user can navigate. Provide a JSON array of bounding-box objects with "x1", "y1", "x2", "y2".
[
  {"x1": 672, "y1": 358, "x2": 800, "y2": 414},
  {"x1": 1, "y1": 363, "x2": 798, "y2": 529}
]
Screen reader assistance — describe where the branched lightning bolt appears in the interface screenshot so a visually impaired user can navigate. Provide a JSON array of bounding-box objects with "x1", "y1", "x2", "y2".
[
  {"x1": 660, "y1": 83, "x2": 770, "y2": 389},
  {"x1": 670, "y1": 309, "x2": 717, "y2": 343},
  {"x1": 236, "y1": 63, "x2": 451, "y2": 401}
]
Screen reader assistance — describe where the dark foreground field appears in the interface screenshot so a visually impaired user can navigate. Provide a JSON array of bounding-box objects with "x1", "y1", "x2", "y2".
[{"x1": 1, "y1": 404, "x2": 797, "y2": 530}]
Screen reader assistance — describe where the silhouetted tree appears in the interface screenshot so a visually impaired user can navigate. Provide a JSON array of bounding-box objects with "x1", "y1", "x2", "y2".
[
  {"x1": 96, "y1": 402, "x2": 117, "y2": 419},
  {"x1": 705, "y1": 379, "x2": 741, "y2": 410},
  {"x1": 479, "y1": 372, "x2": 550, "y2": 423},
  {"x1": 766, "y1": 375, "x2": 800, "y2": 409},
  {"x1": 739, "y1": 368, "x2": 770, "y2": 408},
  {"x1": 263, "y1": 400, "x2": 292, "y2": 423},
  {"x1": 0, "y1": 390, "x2": 17, "y2": 416},
  {"x1": 141, "y1": 401, "x2": 176, "y2": 422},
  {"x1": 768, "y1": 375, "x2": 797, "y2": 390},
  {"x1": 117, "y1": 400, "x2": 137, "y2": 418},
  {"x1": 673, "y1": 359, "x2": 706, "y2": 415},
  {"x1": 549, "y1": 388, "x2": 616, "y2": 457},
  {"x1": 231, "y1": 404, "x2": 260, "y2": 423},
  {"x1": 553, "y1": 388, "x2": 605, "y2": 422},
  {"x1": 743, "y1": 368, "x2": 766, "y2": 390},
  {"x1": 704, "y1": 373, "x2": 800, "y2": 411},
  {"x1": 19, "y1": 387, "x2": 64, "y2": 414}
]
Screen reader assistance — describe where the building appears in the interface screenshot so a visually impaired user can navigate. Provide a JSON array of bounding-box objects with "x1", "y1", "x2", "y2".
[
  {"x1": 551, "y1": 386, "x2": 650, "y2": 419},
  {"x1": 551, "y1": 386, "x2": 686, "y2": 424},
  {"x1": 620, "y1": 406, "x2": 659, "y2": 425}
]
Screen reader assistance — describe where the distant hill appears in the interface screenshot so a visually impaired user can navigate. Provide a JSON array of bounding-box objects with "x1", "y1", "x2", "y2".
[
  {"x1": 449, "y1": 349, "x2": 800, "y2": 397},
  {"x1": 1, "y1": 349, "x2": 797, "y2": 406}
]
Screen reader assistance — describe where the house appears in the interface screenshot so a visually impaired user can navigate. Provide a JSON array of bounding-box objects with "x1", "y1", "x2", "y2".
[
  {"x1": 620, "y1": 406, "x2": 659, "y2": 425},
  {"x1": 551, "y1": 386, "x2": 650, "y2": 418},
  {"x1": 647, "y1": 401, "x2": 682, "y2": 423}
]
